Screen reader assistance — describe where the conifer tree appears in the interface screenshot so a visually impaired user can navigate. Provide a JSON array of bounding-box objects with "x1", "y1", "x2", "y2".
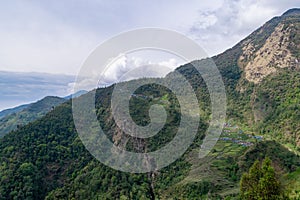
[{"x1": 240, "y1": 157, "x2": 285, "y2": 200}]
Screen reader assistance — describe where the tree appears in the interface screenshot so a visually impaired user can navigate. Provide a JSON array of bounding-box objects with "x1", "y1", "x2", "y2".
[
  {"x1": 240, "y1": 160, "x2": 262, "y2": 199},
  {"x1": 259, "y1": 158, "x2": 281, "y2": 199},
  {"x1": 240, "y1": 157, "x2": 286, "y2": 200}
]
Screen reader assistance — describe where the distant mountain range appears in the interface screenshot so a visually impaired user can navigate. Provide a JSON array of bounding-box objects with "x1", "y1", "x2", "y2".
[
  {"x1": 0, "y1": 90, "x2": 87, "y2": 137},
  {"x1": 0, "y1": 104, "x2": 29, "y2": 119}
]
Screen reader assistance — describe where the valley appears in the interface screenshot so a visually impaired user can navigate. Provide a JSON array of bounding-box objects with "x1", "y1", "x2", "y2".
[{"x1": 0, "y1": 8, "x2": 300, "y2": 200}]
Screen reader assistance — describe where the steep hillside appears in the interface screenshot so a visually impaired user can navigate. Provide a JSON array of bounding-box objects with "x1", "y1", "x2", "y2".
[
  {"x1": 0, "y1": 104, "x2": 30, "y2": 119},
  {"x1": 0, "y1": 96, "x2": 66, "y2": 137},
  {"x1": 197, "y1": 8, "x2": 300, "y2": 149},
  {"x1": 1, "y1": 85, "x2": 299, "y2": 199},
  {"x1": 236, "y1": 8, "x2": 300, "y2": 149}
]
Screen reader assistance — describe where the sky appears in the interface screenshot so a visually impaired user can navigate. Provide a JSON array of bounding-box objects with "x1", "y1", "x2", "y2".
[
  {"x1": 0, "y1": 0, "x2": 298, "y2": 75},
  {"x1": 0, "y1": 71, "x2": 75, "y2": 110},
  {"x1": 0, "y1": 0, "x2": 299, "y2": 111}
]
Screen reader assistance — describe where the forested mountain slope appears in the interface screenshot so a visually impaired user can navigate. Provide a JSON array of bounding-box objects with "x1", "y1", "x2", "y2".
[{"x1": 0, "y1": 96, "x2": 66, "y2": 137}]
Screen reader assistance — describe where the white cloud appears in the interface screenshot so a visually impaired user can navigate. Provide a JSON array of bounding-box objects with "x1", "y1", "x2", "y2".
[
  {"x1": 101, "y1": 55, "x2": 181, "y2": 85},
  {"x1": 0, "y1": 71, "x2": 75, "y2": 111},
  {"x1": 187, "y1": 0, "x2": 296, "y2": 55},
  {"x1": 192, "y1": 12, "x2": 218, "y2": 30},
  {"x1": 0, "y1": 1, "x2": 102, "y2": 75},
  {"x1": 72, "y1": 54, "x2": 182, "y2": 91},
  {"x1": 158, "y1": 58, "x2": 179, "y2": 69}
]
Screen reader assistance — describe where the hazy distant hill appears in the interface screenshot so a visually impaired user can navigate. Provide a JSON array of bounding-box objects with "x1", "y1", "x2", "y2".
[
  {"x1": 0, "y1": 96, "x2": 66, "y2": 137},
  {"x1": 0, "y1": 90, "x2": 87, "y2": 137},
  {"x1": 0, "y1": 104, "x2": 29, "y2": 119}
]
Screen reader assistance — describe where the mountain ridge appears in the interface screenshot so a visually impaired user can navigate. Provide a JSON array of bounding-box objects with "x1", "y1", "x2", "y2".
[
  {"x1": 0, "y1": 90, "x2": 88, "y2": 137},
  {"x1": 0, "y1": 104, "x2": 30, "y2": 119},
  {"x1": 0, "y1": 96, "x2": 66, "y2": 137}
]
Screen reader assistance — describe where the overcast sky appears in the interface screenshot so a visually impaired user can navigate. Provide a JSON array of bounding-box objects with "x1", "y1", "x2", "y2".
[{"x1": 0, "y1": 0, "x2": 298, "y2": 75}]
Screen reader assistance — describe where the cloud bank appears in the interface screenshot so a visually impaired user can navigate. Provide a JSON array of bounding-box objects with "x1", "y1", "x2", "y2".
[
  {"x1": 0, "y1": 0, "x2": 298, "y2": 74},
  {"x1": 0, "y1": 71, "x2": 75, "y2": 111},
  {"x1": 73, "y1": 54, "x2": 182, "y2": 91}
]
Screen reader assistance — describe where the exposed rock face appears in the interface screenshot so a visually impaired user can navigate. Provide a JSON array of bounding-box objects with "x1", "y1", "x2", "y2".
[{"x1": 240, "y1": 23, "x2": 298, "y2": 84}]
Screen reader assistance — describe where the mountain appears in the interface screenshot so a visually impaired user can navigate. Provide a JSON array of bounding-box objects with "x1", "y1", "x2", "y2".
[
  {"x1": 225, "y1": 7, "x2": 300, "y2": 148},
  {"x1": 0, "y1": 90, "x2": 87, "y2": 138},
  {"x1": 0, "y1": 104, "x2": 30, "y2": 119},
  {"x1": 0, "y1": 8, "x2": 300, "y2": 200},
  {"x1": 0, "y1": 96, "x2": 66, "y2": 137},
  {"x1": 63, "y1": 90, "x2": 87, "y2": 100}
]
